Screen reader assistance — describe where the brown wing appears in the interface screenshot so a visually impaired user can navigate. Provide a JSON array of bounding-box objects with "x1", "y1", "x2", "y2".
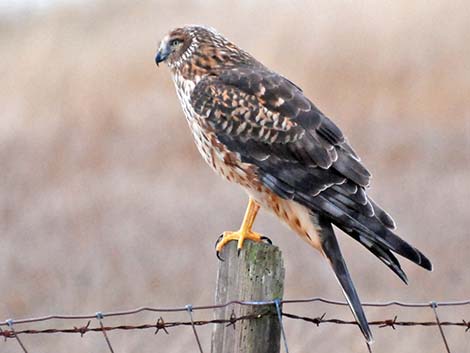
[{"x1": 191, "y1": 67, "x2": 432, "y2": 274}]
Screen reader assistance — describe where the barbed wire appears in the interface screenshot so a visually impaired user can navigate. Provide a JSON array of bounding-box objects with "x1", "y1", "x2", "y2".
[{"x1": 1, "y1": 298, "x2": 469, "y2": 353}]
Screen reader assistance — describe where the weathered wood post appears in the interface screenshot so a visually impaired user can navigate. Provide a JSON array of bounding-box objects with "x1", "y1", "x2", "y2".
[{"x1": 211, "y1": 240, "x2": 285, "y2": 353}]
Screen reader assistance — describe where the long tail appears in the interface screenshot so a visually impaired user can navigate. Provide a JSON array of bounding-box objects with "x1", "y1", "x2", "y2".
[{"x1": 317, "y1": 216, "x2": 374, "y2": 343}]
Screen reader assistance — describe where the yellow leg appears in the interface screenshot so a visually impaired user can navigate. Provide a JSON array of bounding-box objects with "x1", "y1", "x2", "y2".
[{"x1": 216, "y1": 198, "x2": 263, "y2": 254}]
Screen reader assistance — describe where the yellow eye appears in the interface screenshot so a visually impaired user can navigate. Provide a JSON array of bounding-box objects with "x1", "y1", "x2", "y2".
[{"x1": 170, "y1": 39, "x2": 182, "y2": 48}]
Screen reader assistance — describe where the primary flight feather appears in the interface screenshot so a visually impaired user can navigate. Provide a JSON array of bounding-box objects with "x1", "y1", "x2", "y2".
[{"x1": 155, "y1": 25, "x2": 432, "y2": 343}]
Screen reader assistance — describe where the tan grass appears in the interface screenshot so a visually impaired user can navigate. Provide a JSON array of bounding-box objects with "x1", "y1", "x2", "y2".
[{"x1": 1, "y1": 1, "x2": 469, "y2": 351}]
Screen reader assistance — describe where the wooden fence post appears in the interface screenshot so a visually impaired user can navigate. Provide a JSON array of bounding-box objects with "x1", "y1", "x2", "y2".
[{"x1": 211, "y1": 240, "x2": 285, "y2": 353}]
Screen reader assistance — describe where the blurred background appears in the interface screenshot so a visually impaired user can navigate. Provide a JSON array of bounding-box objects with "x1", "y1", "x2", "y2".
[{"x1": 1, "y1": 0, "x2": 469, "y2": 352}]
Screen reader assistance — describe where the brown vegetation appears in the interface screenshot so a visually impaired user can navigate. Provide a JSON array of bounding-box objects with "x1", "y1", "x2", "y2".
[{"x1": 1, "y1": 1, "x2": 469, "y2": 351}]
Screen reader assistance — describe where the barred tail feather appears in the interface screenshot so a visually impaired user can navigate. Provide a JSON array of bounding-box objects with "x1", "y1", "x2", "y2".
[{"x1": 303, "y1": 193, "x2": 433, "y2": 272}]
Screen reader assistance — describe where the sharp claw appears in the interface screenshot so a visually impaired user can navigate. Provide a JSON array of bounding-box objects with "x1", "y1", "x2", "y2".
[
  {"x1": 216, "y1": 250, "x2": 224, "y2": 261},
  {"x1": 237, "y1": 248, "x2": 241, "y2": 257},
  {"x1": 261, "y1": 236, "x2": 273, "y2": 245},
  {"x1": 215, "y1": 234, "x2": 224, "y2": 249}
]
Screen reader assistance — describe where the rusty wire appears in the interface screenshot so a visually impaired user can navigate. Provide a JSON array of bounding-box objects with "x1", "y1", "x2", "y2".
[
  {"x1": 0, "y1": 312, "x2": 270, "y2": 337},
  {"x1": 0, "y1": 298, "x2": 469, "y2": 353},
  {"x1": 1, "y1": 311, "x2": 469, "y2": 337}
]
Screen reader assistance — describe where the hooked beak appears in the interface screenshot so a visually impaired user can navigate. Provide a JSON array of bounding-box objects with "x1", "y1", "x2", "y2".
[{"x1": 155, "y1": 43, "x2": 171, "y2": 67}]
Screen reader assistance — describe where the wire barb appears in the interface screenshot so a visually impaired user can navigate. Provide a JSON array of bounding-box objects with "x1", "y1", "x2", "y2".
[
  {"x1": 314, "y1": 313, "x2": 326, "y2": 326},
  {"x1": 462, "y1": 320, "x2": 470, "y2": 332},
  {"x1": 155, "y1": 317, "x2": 169, "y2": 335},
  {"x1": 226, "y1": 309, "x2": 237, "y2": 330},
  {"x1": 74, "y1": 320, "x2": 91, "y2": 337},
  {"x1": 379, "y1": 316, "x2": 398, "y2": 330},
  {"x1": 186, "y1": 304, "x2": 204, "y2": 353}
]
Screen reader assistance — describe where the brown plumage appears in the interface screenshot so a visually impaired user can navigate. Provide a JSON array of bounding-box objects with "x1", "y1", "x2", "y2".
[{"x1": 155, "y1": 25, "x2": 432, "y2": 343}]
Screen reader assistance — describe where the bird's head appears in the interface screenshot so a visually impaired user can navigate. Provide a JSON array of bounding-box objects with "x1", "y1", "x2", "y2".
[
  {"x1": 155, "y1": 26, "x2": 193, "y2": 68},
  {"x1": 155, "y1": 25, "x2": 254, "y2": 74}
]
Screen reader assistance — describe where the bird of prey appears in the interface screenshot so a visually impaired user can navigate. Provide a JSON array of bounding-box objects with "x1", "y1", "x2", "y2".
[{"x1": 155, "y1": 25, "x2": 432, "y2": 342}]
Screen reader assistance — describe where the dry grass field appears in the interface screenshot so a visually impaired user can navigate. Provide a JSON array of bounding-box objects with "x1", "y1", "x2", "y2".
[{"x1": 1, "y1": 0, "x2": 469, "y2": 352}]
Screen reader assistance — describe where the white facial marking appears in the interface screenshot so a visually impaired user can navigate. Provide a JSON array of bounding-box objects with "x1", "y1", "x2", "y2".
[
  {"x1": 158, "y1": 35, "x2": 170, "y2": 53},
  {"x1": 169, "y1": 36, "x2": 199, "y2": 69}
]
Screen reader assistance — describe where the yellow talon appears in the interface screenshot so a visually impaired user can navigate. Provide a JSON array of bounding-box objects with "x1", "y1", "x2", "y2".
[
  {"x1": 216, "y1": 197, "x2": 262, "y2": 256},
  {"x1": 216, "y1": 229, "x2": 263, "y2": 253}
]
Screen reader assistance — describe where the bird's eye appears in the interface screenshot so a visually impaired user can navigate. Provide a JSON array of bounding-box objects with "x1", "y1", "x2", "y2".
[{"x1": 170, "y1": 39, "x2": 182, "y2": 48}]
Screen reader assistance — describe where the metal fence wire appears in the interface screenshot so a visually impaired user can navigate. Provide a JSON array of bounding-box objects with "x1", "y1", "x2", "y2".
[{"x1": 1, "y1": 298, "x2": 469, "y2": 353}]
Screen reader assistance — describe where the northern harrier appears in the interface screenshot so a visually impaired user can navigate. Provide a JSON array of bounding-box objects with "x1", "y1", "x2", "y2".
[{"x1": 155, "y1": 25, "x2": 432, "y2": 342}]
